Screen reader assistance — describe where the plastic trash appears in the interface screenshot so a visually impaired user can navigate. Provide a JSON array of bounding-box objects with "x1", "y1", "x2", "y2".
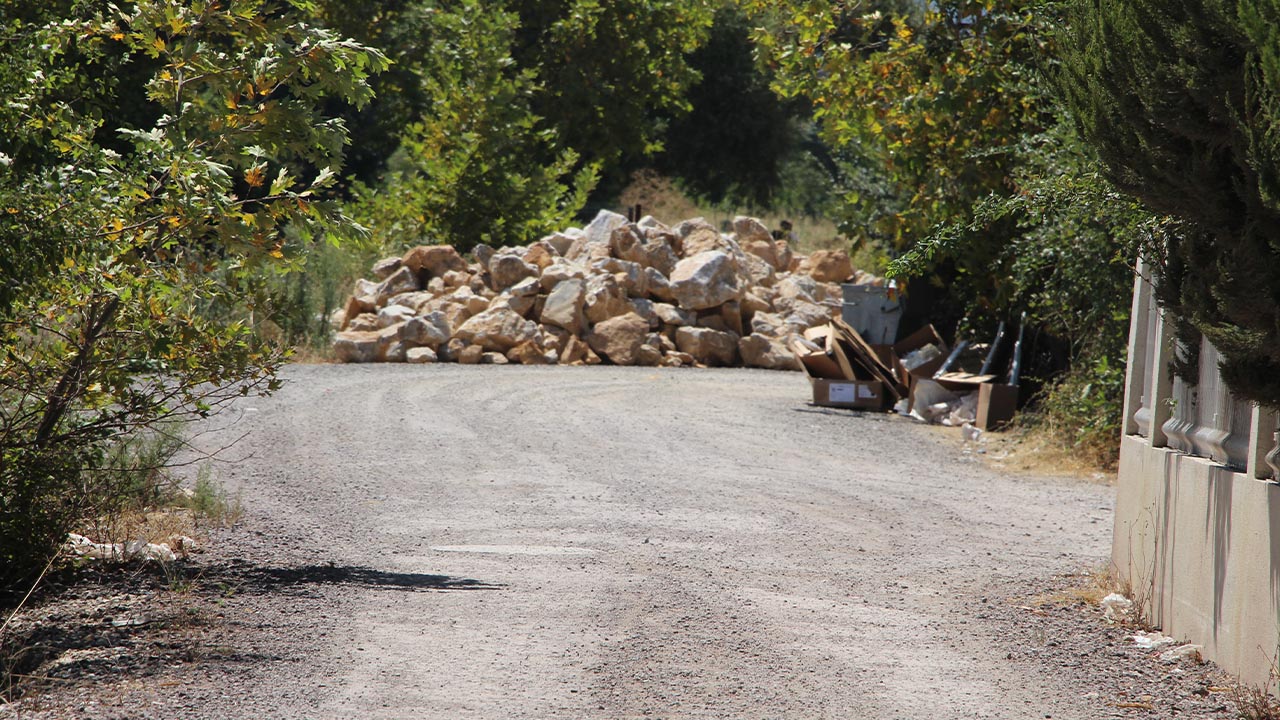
[
  {"x1": 901, "y1": 344, "x2": 942, "y2": 371},
  {"x1": 944, "y1": 393, "x2": 979, "y2": 426},
  {"x1": 1101, "y1": 592, "x2": 1133, "y2": 620},
  {"x1": 1131, "y1": 630, "x2": 1177, "y2": 650},
  {"x1": 67, "y1": 533, "x2": 176, "y2": 562},
  {"x1": 961, "y1": 423, "x2": 983, "y2": 443},
  {"x1": 1159, "y1": 644, "x2": 1204, "y2": 663}
]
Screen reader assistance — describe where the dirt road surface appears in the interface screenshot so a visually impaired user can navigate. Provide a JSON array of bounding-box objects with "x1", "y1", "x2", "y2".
[{"x1": 10, "y1": 365, "x2": 1235, "y2": 719}]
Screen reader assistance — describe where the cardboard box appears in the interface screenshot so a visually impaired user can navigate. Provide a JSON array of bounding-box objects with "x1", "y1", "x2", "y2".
[
  {"x1": 790, "y1": 331, "x2": 853, "y2": 380},
  {"x1": 809, "y1": 378, "x2": 887, "y2": 410},
  {"x1": 892, "y1": 325, "x2": 948, "y2": 387},
  {"x1": 829, "y1": 319, "x2": 904, "y2": 400},
  {"x1": 976, "y1": 383, "x2": 1019, "y2": 430},
  {"x1": 933, "y1": 371, "x2": 998, "y2": 393}
]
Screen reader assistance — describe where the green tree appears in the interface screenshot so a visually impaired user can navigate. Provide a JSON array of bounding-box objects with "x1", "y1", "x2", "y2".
[
  {"x1": 511, "y1": 0, "x2": 715, "y2": 174},
  {"x1": 0, "y1": 0, "x2": 385, "y2": 587},
  {"x1": 1056, "y1": 0, "x2": 1280, "y2": 407},
  {"x1": 344, "y1": 0, "x2": 598, "y2": 253},
  {"x1": 655, "y1": 5, "x2": 801, "y2": 207},
  {"x1": 744, "y1": 0, "x2": 1052, "y2": 320}
]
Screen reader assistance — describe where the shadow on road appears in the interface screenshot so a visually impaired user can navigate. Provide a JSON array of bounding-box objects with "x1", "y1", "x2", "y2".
[{"x1": 206, "y1": 562, "x2": 504, "y2": 594}]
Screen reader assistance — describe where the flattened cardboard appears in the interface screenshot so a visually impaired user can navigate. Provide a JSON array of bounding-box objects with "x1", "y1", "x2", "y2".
[
  {"x1": 792, "y1": 330, "x2": 854, "y2": 380},
  {"x1": 810, "y1": 378, "x2": 887, "y2": 410},
  {"x1": 933, "y1": 371, "x2": 997, "y2": 393},
  {"x1": 830, "y1": 319, "x2": 903, "y2": 400},
  {"x1": 976, "y1": 383, "x2": 1019, "y2": 430}
]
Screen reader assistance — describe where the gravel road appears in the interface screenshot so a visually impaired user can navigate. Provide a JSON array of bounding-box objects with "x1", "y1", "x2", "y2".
[{"x1": 3, "y1": 365, "x2": 1241, "y2": 719}]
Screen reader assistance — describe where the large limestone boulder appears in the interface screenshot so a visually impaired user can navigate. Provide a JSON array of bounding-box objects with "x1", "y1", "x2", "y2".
[
  {"x1": 776, "y1": 240, "x2": 795, "y2": 274},
  {"x1": 507, "y1": 341, "x2": 551, "y2": 365},
  {"x1": 454, "y1": 308, "x2": 540, "y2": 352},
  {"x1": 566, "y1": 210, "x2": 627, "y2": 263},
  {"x1": 609, "y1": 225, "x2": 649, "y2": 265},
  {"x1": 668, "y1": 251, "x2": 745, "y2": 311},
  {"x1": 584, "y1": 209, "x2": 629, "y2": 245},
  {"x1": 783, "y1": 299, "x2": 834, "y2": 330},
  {"x1": 732, "y1": 216, "x2": 773, "y2": 246},
  {"x1": 739, "y1": 334, "x2": 801, "y2": 371},
  {"x1": 680, "y1": 224, "x2": 729, "y2": 258},
  {"x1": 629, "y1": 298, "x2": 660, "y2": 330},
  {"x1": 586, "y1": 313, "x2": 650, "y2": 366},
  {"x1": 345, "y1": 313, "x2": 379, "y2": 332},
  {"x1": 583, "y1": 274, "x2": 632, "y2": 325},
  {"x1": 742, "y1": 239, "x2": 781, "y2": 271},
  {"x1": 371, "y1": 256, "x2": 403, "y2": 280},
  {"x1": 675, "y1": 327, "x2": 739, "y2": 367},
  {"x1": 332, "y1": 331, "x2": 382, "y2": 363},
  {"x1": 741, "y1": 253, "x2": 776, "y2": 288},
  {"x1": 376, "y1": 304, "x2": 416, "y2": 328},
  {"x1": 403, "y1": 245, "x2": 467, "y2": 280},
  {"x1": 540, "y1": 230, "x2": 580, "y2": 257},
  {"x1": 595, "y1": 257, "x2": 649, "y2": 298},
  {"x1": 406, "y1": 346, "x2": 437, "y2": 364},
  {"x1": 803, "y1": 249, "x2": 855, "y2": 283},
  {"x1": 560, "y1": 335, "x2": 592, "y2": 365},
  {"x1": 489, "y1": 254, "x2": 539, "y2": 291},
  {"x1": 645, "y1": 267, "x2": 674, "y2": 302},
  {"x1": 400, "y1": 312, "x2": 451, "y2": 349},
  {"x1": 541, "y1": 278, "x2": 587, "y2": 335},
  {"x1": 372, "y1": 266, "x2": 419, "y2": 307},
  {"x1": 747, "y1": 308, "x2": 788, "y2": 335},
  {"x1": 490, "y1": 292, "x2": 536, "y2": 318},
  {"x1": 775, "y1": 275, "x2": 820, "y2": 305},
  {"x1": 386, "y1": 291, "x2": 436, "y2": 316},
  {"x1": 539, "y1": 259, "x2": 588, "y2": 292},
  {"x1": 653, "y1": 302, "x2": 695, "y2": 327},
  {"x1": 523, "y1": 242, "x2": 558, "y2": 270}
]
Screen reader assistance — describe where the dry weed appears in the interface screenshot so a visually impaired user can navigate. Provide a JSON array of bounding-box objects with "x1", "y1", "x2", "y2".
[
  {"x1": 615, "y1": 170, "x2": 855, "y2": 263},
  {"x1": 980, "y1": 422, "x2": 1117, "y2": 481},
  {"x1": 1231, "y1": 683, "x2": 1280, "y2": 720},
  {"x1": 1030, "y1": 566, "x2": 1122, "y2": 609}
]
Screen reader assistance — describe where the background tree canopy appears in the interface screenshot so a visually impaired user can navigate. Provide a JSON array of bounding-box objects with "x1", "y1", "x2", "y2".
[{"x1": 1055, "y1": 0, "x2": 1280, "y2": 409}]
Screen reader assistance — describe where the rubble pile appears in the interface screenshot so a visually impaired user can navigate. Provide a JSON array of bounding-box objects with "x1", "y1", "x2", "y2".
[{"x1": 331, "y1": 211, "x2": 881, "y2": 369}]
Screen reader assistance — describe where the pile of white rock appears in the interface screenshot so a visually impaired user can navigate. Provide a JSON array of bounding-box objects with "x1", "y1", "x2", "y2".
[{"x1": 331, "y1": 211, "x2": 882, "y2": 369}]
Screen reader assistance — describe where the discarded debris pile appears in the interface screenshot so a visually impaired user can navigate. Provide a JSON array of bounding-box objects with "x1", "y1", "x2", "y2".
[
  {"x1": 332, "y1": 211, "x2": 882, "y2": 369},
  {"x1": 791, "y1": 318, "x2": 1022, "y2": 431}
]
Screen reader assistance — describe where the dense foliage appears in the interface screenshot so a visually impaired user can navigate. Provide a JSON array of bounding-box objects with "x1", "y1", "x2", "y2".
[
  {"x1": 0, "y1": 0, "x2": 384, "y2": 587},
  {"x1": 341, "y1": 0, "x2": 598, "y2": 253},
  {"x1": 741, "y1": 0, "x2": 1167, "y2": 460},
  {"x1": 1056, "y1": 0, "x2": 1280, "y2": 408}
]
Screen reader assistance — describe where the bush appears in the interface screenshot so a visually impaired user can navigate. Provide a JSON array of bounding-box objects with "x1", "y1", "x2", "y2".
[{"x1": 0, "y1": 1, "x2": 383, "y2": 590}]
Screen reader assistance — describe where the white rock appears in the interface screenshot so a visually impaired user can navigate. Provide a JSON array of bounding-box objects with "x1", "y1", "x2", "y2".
[{"x1": 668, "y1": 251, "x2": 746, "y2": 311}]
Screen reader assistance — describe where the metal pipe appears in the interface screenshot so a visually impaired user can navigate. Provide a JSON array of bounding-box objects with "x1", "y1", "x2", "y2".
[
  {"x1": 1008, "y1": 312, "x2": 1028, "y2": 386},
  {"x1": 979, "y1": 321, "x2": 1006, "y2": 376}
]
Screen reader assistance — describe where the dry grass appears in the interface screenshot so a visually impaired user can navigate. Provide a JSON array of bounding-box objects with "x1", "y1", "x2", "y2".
[
  {"x1": 616, "y1": 170, "x2": 859, "y2": 262},
  {"x1": 74, "y1": 465, "x2": 243, "y2": 551},
  {"x1": 287, "y1": 343, "x2": 337, "y2": 365},
  {"x1": 1232, "y1": 683, "x2": 1280, "y2": 720},
  {"x1": 1029, "y1": 565, "x2": 1156, "y2": 630},
  {"x1": 977, "y1": 423, "x2": 1117, "y2": 482},
  {"x1": 1030, "y1": 565, "x2": 1122, "y2": 609},
  {"x1": 83, "y1": 508, "x2": 200, "y2": 549}
]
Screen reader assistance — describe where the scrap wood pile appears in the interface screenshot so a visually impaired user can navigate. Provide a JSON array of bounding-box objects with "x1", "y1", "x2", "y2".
[
  {"x1": 790, "y1": 318, "x2": 1023, "y2": 431},
  {"x1": 331, "y1": 210, "x2": 883, "y2": 369}
]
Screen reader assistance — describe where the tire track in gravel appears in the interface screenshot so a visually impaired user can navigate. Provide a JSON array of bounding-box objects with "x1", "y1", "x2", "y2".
[{"x1": 139, "y1": 365, "x2": 1116, "y2": 718}]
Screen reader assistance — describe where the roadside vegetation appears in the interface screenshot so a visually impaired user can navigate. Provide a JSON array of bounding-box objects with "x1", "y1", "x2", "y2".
[{"x1": 3, "y1": 0, "x2": 1279, "y2": 662}]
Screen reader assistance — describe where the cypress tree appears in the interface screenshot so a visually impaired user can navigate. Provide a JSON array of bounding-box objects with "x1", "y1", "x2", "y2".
[{"x1": 1056, "y1": 0, "x2": 1280, "y2": 407}]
